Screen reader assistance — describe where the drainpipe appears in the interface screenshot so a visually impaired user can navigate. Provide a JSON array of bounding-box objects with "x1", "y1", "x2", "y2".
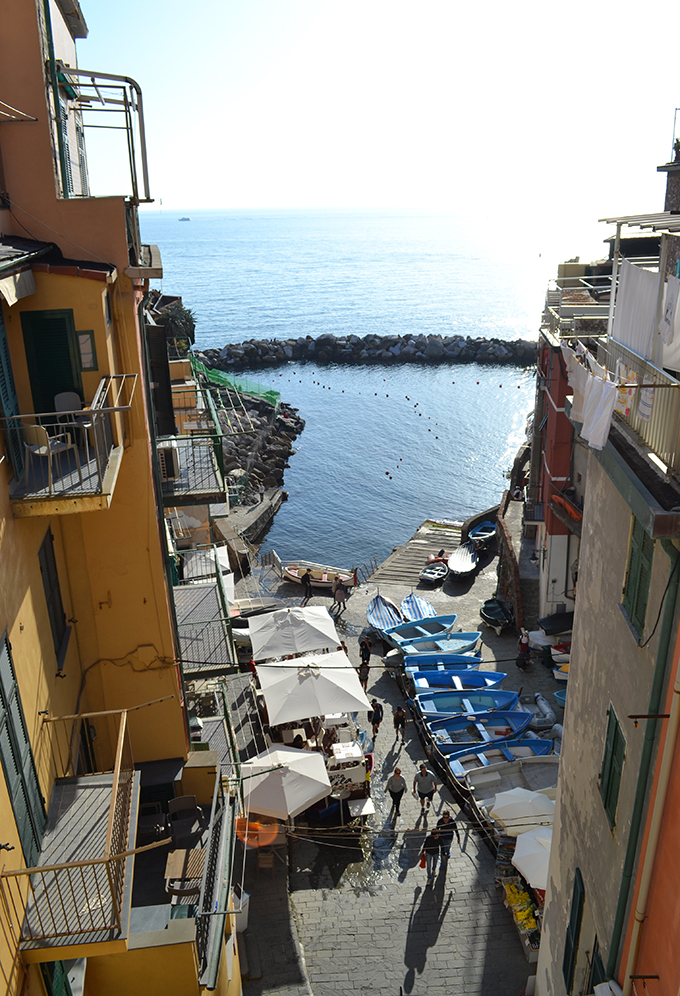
[
  {"x1": 41, "y1": 0, "x2": 70, "y2": 198},
  {"x1": 621, "y1": 636, "x2": 680, "y2": 996},
  {"x1": 607, "y1": 538, "x2": 680, "y2": 979}
]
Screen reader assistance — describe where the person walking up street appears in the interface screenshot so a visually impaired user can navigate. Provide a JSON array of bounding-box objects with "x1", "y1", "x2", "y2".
[
  {"x1": 413, "y1": 763, "x2": 437, "y2": 811},
  {"x1": 358, "y1": 660, "x2": 370, "y2": 692},
  {"x1": 436, "y1": 810, "x2": 461, "y2": 865},
  {"x1": 258, "y1": 483, "x2": 265, "y2": 503},
  {"x1": 420, "y1": 830, "x2": 441, "y2": 885},
  {"x1": 393, "y1": 705, "x2": 407, "y2": 743},
  {"x1": 386, "y1": 767, "x2": 407, "y2": 817},
  {"x1": 301, "y1": 568, "x2": 313, "y2": 606},
  {"x1": 369, "y1": 698, "x2": 383, "y2": 738}
]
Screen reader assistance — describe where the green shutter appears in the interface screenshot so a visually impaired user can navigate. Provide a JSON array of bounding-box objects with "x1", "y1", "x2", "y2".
[
  {"x1": 600, "y1": 707, "x2": 626, "y2": 827},
  {"x1": 41, "y1": 961, "x2": 73, "y2": 996},
  {"x1": 38, "y1": 530, "x2": 69, "y2": 666},
  {"x1": 0, "y1": 309, "x2": 24, "y2": 476},
  {"x1": 563, "y1": 868, "x2": 585, "y2": 993},
  {"x1": 623, "y1": 517, "x2": 654, "y2": 635},
  {"x1": 21, "y1": 309, "x2": 83, "y2": 415},
  {"x1": 0, "y1": 634, "x2": 46, "y2": 866}
]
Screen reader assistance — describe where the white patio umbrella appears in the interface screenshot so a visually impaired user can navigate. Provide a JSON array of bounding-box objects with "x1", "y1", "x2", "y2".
[
  {"x1": 241, "y1": 745, "x2": 331, "y2": 819},
  {"x1": 511, "y1": 826, "x2": 553, "y2": 890},
  {"x1": 489, "y1": 787, "x2": 555, "y2": 836},
  {"x1": 248, "y1": 606, "x2": 339, "y2": 660},
  {"x1": 258, "y1": 653, "x2": 371, "y2": 726}
]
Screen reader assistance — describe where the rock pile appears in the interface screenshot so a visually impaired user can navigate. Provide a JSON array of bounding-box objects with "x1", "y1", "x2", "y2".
[
  {"x1": 196, "y1": 333, "x2": 537, "y2": 371},
  {"x1": 218, "y1": 394, "x2": 305, "y2": 490}
]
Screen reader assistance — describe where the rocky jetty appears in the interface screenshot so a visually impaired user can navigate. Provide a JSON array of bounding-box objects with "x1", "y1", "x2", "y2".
[
  {"x1": 196, "y1": 333, "x2": 537, "y2": 371},
  {"x1": 217, "y1": 393, "x2": 305, "y2": 491}
]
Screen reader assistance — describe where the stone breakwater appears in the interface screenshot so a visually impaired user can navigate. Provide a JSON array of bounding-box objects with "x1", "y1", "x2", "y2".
[{"x1": 196, "y1": 333, "x2": 538, "y2": 371}]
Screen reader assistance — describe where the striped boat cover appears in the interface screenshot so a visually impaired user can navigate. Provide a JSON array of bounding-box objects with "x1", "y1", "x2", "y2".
[
  {"x1": 400, "y1": 594, "x2": 436, "y2": 621},
  {"x1": 366, "y1": 594, "x2": 402, "y2": 632}
]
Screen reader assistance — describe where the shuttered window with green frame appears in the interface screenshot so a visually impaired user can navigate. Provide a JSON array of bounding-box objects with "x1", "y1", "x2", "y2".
[
  {"x1": 562, "y1": 867, "x2": 585, "y2": 993},
  {"x1": 0, "y1": 632, "x2": 47, "y2": 866},
  {"x1": 600, "y1": 706, "x2": 626, "y2": 828},
  {"x1": 623, "y1": 516, "x2": 654, "y2": 636}
]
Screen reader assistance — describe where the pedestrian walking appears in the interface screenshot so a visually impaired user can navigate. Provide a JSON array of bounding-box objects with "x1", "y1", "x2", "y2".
[
  {"x1": 420, "y1": 830, "x2": 441, "y2": 885},
  {"x1": 258, "y1": 483, "x2": 265, "y2": 503},
  {"x1": 515, "y1": 627, "x2": 531, "y2": 671},
  {"x1": 369, "y1": 698, "x2": 383, "y2": 738},
  {"x1": 386, "y1": 767, "x2": 407, "y2": 816},
  {"x1": 435, "y1": 810, "x2": 461, "y2": 864},
  {"x1": 413, "y1": 763, "x2": 437, "y2": 810},
  {"x1": 359, "y1": 636, "x2": 372, "y2": 665},
  {"x1": 333, "y1": 579, "x2": 348, "y2": 614},
  {"x1": 393, "y1": 705, "x2": 407, "y2": 743},
  {"x1": 358, "y1": 660, "x2": 370, "y2": 692},
  {"x1": 301, "y1": 568, "x2": 313, "y2": 606}
]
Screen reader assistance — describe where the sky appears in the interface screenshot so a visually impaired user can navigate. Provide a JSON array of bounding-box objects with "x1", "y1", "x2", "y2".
[{"x1": 76, "y1": 0, "x2": 680, "y2": 261}]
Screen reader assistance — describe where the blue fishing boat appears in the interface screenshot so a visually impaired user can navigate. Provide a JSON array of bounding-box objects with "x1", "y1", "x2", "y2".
[
  {"x1": 425, "y1": 710, "x2": 534, "y2": 758},
  {"x1": 419, "y1": 561, "x2": 448, "y2": 585},
  {"x1": 400, "y1": 593, "x2": 436, "y2": 622},
  {"x1": 402, "y1": 651, "x2": 482, "y2": 669},
  {"x1": 468, "y1": 520, "x2": 496, "y2": 544},
  {"x1": 448, "y1": 737, "x2": 553, "y2": 781},
  {"x1": 401, "y1": 631, "x2": 482, "y2": 655},
  {"x1": 384, "y1": 613, "x2": 458, "y2": 649},
  {"x1": 407, "y1": 669, "x2": 506, "y2": 691},
  {"x1": 366, "y1": 593, "x2": 403, "y2": 633},
  {"x1": 413, "y1": 688, "x2": 520, "y2": 719}
]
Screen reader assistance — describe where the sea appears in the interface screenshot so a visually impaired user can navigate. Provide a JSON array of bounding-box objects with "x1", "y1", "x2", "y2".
[{"x1": 140, "y1": 209, "x2": 555, "y2": 571}]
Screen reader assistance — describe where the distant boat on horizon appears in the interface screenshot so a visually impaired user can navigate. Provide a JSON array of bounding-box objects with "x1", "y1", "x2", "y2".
[{"x1": 179, "y1": 216, "x2": 191, "y2": 221}]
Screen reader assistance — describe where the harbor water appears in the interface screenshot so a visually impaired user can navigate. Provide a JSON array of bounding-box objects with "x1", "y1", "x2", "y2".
[{"x1": 141, "y1": 209, "x2": 550, "y2": 568}]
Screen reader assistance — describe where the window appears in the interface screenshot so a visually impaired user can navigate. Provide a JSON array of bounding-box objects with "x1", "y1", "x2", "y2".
[
  {"x1": 40, "y1": 961, "x2": 73, "y2": 996},
  {"x1": 104, "y1": 291, "x2": 112, "y2": 325},
  {"x1": 563, "y1": 868, "x2": 585, "y2": 993},
  {"x1": 585, "y1": 937, "x2": 606, "y2": 992},
  {"x1": 77, "y1": 331, "x2": 97, "y2": 370},
  {"x1": 600, "y1": 707, "x2": 626, "y2": 827},
  {"x1": 38, "y1": 530, "x2": 71, "y2": 669},
  {"x1": 0, "y1": 633, "x2": 47, "y2": 865},
  {"x1": 623, "y1": 517, "x2": 654, "y2": 636}
]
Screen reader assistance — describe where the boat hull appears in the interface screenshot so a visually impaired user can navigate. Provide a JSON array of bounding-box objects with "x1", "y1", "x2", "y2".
[
  {"x1": 384, "y1": 613, "x2": 459, "y2": 648},
  {"x1": 283, "y1": 562, "x2": 357, "y2": 589},
  {"x1": 401, "y1": 631, "x2": 482, "y2": 655},
  {"x1": 448, "y1": 738, "x2": 553, "y2": 783},
  {"x1": 424, "y1": 710, "x2": 534, "y2": 761},
  {"x1": 413, "y1": 689, "x2": 520, "y2": 718},
  {"x1": 447, "y1": 540, "x2": 479, "y2": 576},
  {"x1": 407, "y1": 669, "x2": 506, "y2": 692}
]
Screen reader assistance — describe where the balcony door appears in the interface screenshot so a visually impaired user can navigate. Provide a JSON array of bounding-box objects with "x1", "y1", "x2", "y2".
[{"x1": 21, "y1": 309, "x2": 83, "y2": 415}]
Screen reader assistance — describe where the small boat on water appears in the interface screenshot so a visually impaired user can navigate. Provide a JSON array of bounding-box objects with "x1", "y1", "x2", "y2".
[
  {"x1": 468, "y1": 520, "x2": 496, "y2": 544},
  {"x1": 406, "y1": 669, "x2": 506, "y2": 692},
  {"x1": 419, "y1": 561, "x2": 448, "y2": 586},
  {"x1": 413, "y1": 688, "x2": 520, "y2": 719},
  {"x1": 401, "y1": 631, "x2": 482, "y2": 655},
  {"x1": 366, "y1": 593, "x2": 403, "y2": 633},
  {"x1": 282, "y1": 560, "x2": 357, "y2": 590},
  {"x1": 400, "y1": 593, "x2": 436, "y2": 622},
  {"x1": 425, "y1": 710, "x2": 534, "y2": 760},
  {"x1": 447, "y1": 540, "x2": 479, "y2": 577},
  {"x1": 384, "y1": 613, "x2": 459, "y2": 649},
  {"x1": 448, "y1": 737, "x2": 553, "y2": 782}
]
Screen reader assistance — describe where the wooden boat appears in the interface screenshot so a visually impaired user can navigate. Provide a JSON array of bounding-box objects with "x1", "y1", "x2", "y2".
[
  {"x1": 406, "y1": 669, "x2": 506, "y2": 693},
  {"x1": 464, "y1": 756, "x2": 560, "y2": 828},
  {"x1": 283, "y1": 560, "x2": 357, "y2": 590},
  {"x1": 401, "y1": 631, "x2": 482, "y2": 655},
  {"x1": 550, "y1": 642, "x2": 571, "y2": 664},
  {"x1": 384, "y1": 613, "x2": 459, "y2": 649},
  {"x1": 480, "y1": 597, "x2": 514, "y2": 636},
  {"x1": 366, "y1": 593, "x2": 403, "y2": 633},
  {"x1": 425, "y1": 710, "x2": 534, "y2": 760},
  {"x1": 447, "y1": 540, "x2": 478, "y2": 577},
  {"x1": 400, "y1": 593, "x2": 436, "y2": 622},
  {"x1": 468, "y1": 520, "x2": 496, "y2": 544},
  {"x1": 448, "y1": 737, "x2": 553, "y2": 782},
  {"x1": 413, "y1": 688, "x2": 520, "y2": 719},
  {"x1": 419, "y1": 561, "x2": 448, "y2": 586},
  {"x1": 553, "y1": 663, "x2": 569, "y2": 682},
  {"x1": 401, "y1": 651, "x2": 482, "y2": 669}
]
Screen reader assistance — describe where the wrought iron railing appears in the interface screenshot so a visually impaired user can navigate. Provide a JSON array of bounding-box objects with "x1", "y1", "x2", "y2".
[{"x1": 1, "y1": 374, "x2": 136, "y2": 501}]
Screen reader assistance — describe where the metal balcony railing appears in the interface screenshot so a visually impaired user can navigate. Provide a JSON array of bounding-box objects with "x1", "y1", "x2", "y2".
[
  {"x1": 0, "y1": 698, "x2": 173, "y2": 948},
  {"x1": 598, "y1": 339, "x2": 680, "y2": 474},
  {"x1": 1, "y1": 374, "x2": 137, "y2": 503},
  {"x1": 172, "y1": 547, "x2": 236, "y2": 676}
]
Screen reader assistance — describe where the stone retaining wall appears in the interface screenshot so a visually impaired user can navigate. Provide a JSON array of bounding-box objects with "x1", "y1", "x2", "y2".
[{"x1": 196, "y1": 333, "x2": 538, "y2": 371}]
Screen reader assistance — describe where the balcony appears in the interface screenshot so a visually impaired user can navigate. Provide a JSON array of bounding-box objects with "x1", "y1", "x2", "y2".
[
  {"x1": 158, "y1": 382, "x2": 227, "y2": 507},
  {"x1": 1, "y1": 374, "x2": 137, "y2": 517},
  {"x1": 172, "y1": 547, "x2": 237, "y2": 680}
]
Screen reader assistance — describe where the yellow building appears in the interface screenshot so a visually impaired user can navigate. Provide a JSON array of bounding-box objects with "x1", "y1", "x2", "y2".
[{"x1": 0, "y1": 3, "x2": 240, "y2": 995}]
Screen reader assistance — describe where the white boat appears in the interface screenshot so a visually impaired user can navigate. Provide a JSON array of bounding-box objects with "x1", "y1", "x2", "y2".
[
  {"x1": 277, "y1": 555, "x2": 357, "y2": 590},
  {"x1": 447, "y1": 540, "x2": 479, "y2": 577}
]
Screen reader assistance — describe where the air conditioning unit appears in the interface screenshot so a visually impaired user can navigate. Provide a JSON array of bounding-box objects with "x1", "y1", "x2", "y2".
[{"x1": 158, "y1": 441, "x2": 181, "y2": 481}]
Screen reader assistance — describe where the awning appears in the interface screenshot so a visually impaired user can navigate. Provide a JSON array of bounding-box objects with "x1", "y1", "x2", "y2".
[
  {"x1": 240, "y1": 745, "x2": 331, "y2": 819},
  {"x1": 0, "y1": 268, "x2": 36, "y2": 305},
  {"x1": 258, "y1": 651, "x2": 371, "y2": 726},
  {"x1": 248, "y1": 605, "x2": 339, "y2": 660}
]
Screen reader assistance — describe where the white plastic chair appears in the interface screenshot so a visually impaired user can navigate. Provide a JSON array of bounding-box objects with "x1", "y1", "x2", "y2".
[
  {"x1": 23, "y1": 424, "x2": 82, "y2": 494},
  {"x1": 54, "y1": 392, "x2": 94, "y2": 466}
]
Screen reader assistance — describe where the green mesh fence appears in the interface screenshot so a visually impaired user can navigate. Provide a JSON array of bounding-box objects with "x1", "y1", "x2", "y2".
[{"x1": 190, "y1": 356, "x2": 281, "y2": 409}]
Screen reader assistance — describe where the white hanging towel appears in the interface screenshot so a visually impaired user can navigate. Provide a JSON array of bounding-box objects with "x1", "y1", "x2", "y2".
[
  {"x1": 612, "y1": 258, "x2": 659, "y2": 360},
  {"x1": 638, "y1": 385, "x2": 655, "y2": 423},
  {"x1": 581, "y1": 370, "x2": 617, "y2": 450},
  {"x1": 560, "y1": 345, "x2": 589, "y2": 421},
  {"x1": 659, "y1": 274, "x2": 680, "y2": 345}
]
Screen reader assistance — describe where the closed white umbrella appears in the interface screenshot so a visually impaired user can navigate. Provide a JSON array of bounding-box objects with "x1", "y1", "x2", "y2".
[
  {"x1": 489, "y1": 787, "x2": 555, "y2": 836},
  {"x1": 249, "y1": 606, "x2": 339, "y2": 660},
  {"x1": 258, "y1": 653, "x2": 371, "y2": 726},
  {"x1": 241, "y1": 745, "x2": 331, "y2": 819},
  {"x1": 511, "y1": 826, "x2": 553, "y2": 890}
]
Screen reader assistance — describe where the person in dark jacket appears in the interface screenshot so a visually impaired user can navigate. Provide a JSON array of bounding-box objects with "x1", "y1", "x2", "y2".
[
  {"x1": 301, "y1": 569, "x2": 313, "y2": 606},
  {"x1": 420, "y1": 830, "x2": 441, "y2": 884},
  {"x1": 436, "y1": 810, "x2": 460, "y2": 863}
]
